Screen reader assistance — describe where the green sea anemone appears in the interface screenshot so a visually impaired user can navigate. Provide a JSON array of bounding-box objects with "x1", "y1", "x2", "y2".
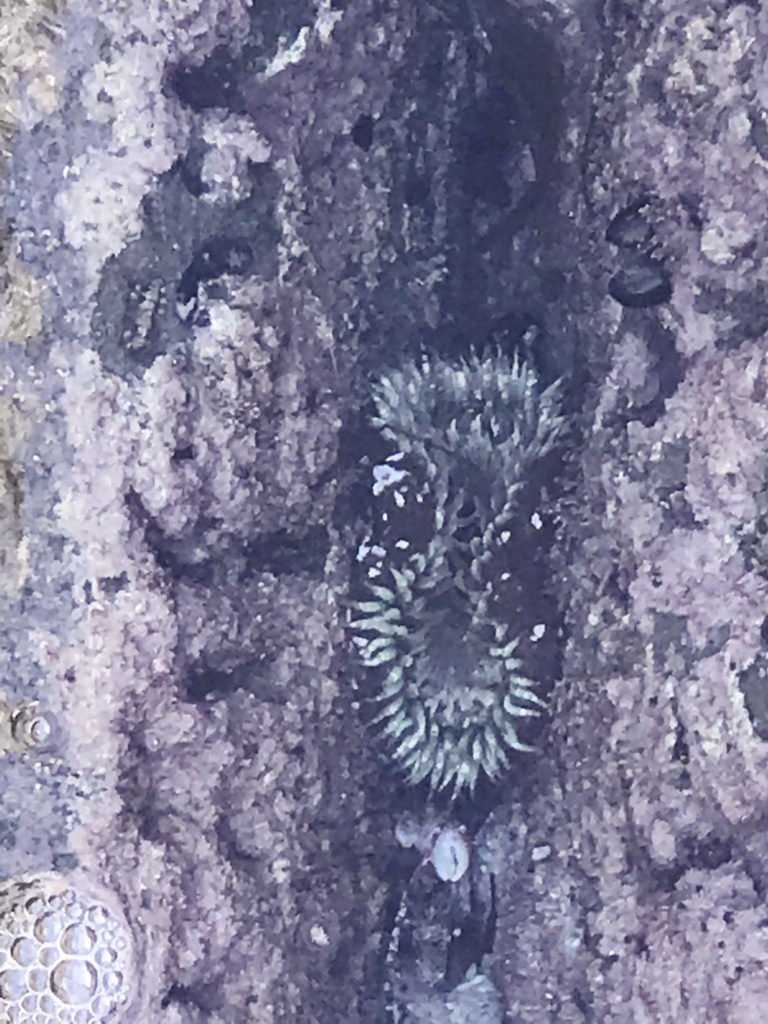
[{"x1": 352, "y1": 349, "x2": 564, "y2": 795}]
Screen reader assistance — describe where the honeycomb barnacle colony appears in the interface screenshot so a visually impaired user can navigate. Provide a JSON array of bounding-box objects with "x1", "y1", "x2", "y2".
[{"x1": 0, "y1": 873, "x2": 134, "y2": 1023}]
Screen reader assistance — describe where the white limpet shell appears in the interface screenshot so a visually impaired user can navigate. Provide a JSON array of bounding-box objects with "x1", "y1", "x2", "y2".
[
  {"x1": 395, "y1": 820, "x2": 470, "y2": 882},
  {"x1": 430, "y1": 828, "x2": 470, "y2": 882}
]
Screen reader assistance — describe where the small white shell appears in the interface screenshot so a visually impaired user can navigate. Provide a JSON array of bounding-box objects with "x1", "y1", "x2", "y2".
[
  {"x1": 430, "y1": 828, "x2": 469, "y2": 882},
  {"x1": 394, "y1": 819, "x2": 440, "y2": 854},
  {"x1": 394, "y1": 820, "x2": 422, "y2": 850},
  {"x1": 10, "y1": 705, "x2": 54, "y2": 749}
]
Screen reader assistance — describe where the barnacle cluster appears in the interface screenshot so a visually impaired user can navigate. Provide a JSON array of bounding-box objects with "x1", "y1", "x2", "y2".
[
  {"x1": 0, "y1": 873, "x2": 134, "y2": 1023},
  {"x1": 352, "y1": 349, "x2": 564, "y2": 794}
]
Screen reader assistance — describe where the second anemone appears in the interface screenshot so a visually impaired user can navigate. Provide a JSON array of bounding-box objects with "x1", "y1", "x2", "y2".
[{"x1": 351, "y1": 348, "x2": 565, "y2": 796}]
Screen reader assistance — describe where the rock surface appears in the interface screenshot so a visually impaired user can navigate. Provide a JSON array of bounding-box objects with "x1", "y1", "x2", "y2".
[{"x1": 1, "y1": 1, "x2": 768, "y2": 1022}]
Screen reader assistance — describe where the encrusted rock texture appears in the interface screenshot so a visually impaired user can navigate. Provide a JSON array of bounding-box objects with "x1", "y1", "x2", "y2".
[{"x1": 2, "y1": 0, "x2": 768, "y2": 1022}]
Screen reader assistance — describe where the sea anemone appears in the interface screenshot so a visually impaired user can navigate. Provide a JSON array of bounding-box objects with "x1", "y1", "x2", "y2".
[{"x1": 351, "y1": 349, "x2": 564, "y2": 795}]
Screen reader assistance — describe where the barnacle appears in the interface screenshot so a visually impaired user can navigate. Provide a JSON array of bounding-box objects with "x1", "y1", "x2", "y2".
[
  {"x1": 9, "y1": 704, "x2": 54, "y2": 750},
  {"x1": 0, "y1": 695, "x2": 55, "y2": 757},
  {"x1": 352, "y1": 349, "x2": 564, "y2": 795},
  {"x1": 0, "y1": 873, "x2": 135, "y2": 1023}
]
